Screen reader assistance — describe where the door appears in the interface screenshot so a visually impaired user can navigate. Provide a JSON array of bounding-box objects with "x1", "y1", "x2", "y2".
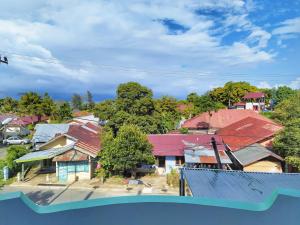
[{"x1": 58, "y1": 162, "x2": 68, "y2": 182}]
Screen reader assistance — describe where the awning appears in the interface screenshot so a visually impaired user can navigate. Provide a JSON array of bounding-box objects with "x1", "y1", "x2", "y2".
[{"x1": 15, "y1": 144, "x2": 74, "y2": 163}]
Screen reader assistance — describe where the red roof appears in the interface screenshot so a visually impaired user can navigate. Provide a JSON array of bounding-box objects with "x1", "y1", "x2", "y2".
[
  {"x1": 243, "y1": 92, "x2": 265, "y2": 99},
  {"x1": 10, "y1": 115, "x2": 48, "y2": 126},
  {"x1": 147, "y1": 134, "x2": 225, "y2": 156},
  {"x1": 182, "y1": 109, "x2": 274, "y2": 129},
  {"x1": 66, "y1": 125, "x2": 101, "y2": 156},
  {"x1": 217, "y1": 117, "x2": 283, "y2": 151}
]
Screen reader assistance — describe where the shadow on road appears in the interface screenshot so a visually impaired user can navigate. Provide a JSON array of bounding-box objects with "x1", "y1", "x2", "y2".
[{"x1": 26, "y1": 190, "x2": 56, "y2": 205}]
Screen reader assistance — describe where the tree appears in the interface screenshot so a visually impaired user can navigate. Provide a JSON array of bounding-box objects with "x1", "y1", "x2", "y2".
[
  {"x1": 6, "y1": 146, "x2": 29, "y2": 174},
  {"x1": 18, "y1": 92, "x2": 43, "y2": 115},
  {"x1": 273, "y1": 86, "x2": 297, "y2": 105},
  {"x1": 86, "y1": 90, "x2": 95, "y2": 109},
  {"x1": 40, "y1": 93, "x2": 55, "y2": 116},
  {"x1": 71, "y1": 93, "x2": 83, "y2": 110},
  {"x1": 116, "y1": 82, "x2": 154, "y2": 116},
  {"x1": 93, "y1": 100, "x2": 116, "y2": 120},
  {"x1": 272, "y1": 92, "x2": 300, "y2": 170},
  {"x1": 0, "y1": 97, "x2": 18, "y2": 113},
  {"x1": 272, "y1": 91, "x2": 300, "y2": 125},
  {"x1": 209, "y1": 81, "x2": 258, "y2": 106},
  {"x1": 99, "y1": 124, "x2": 155, "y2": 177},
  {"x1": 52, "y1": 102, "x2": 73, "y2": 122},
  {"x1": 187, "y1": 93, "x2": 225, "y2": 114}
]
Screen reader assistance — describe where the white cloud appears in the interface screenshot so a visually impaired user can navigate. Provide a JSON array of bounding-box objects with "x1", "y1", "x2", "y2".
[
  {"x1": 273, "y1": 17, "x2": 300, "y2": 35},
  {"x1": 0, "y1": 0, "x2": 284, "y2": 98}
]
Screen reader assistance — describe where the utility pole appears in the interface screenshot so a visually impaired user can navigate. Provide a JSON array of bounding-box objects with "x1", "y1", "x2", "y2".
[
  {"x1": 0, "y1": 55, "x2": 8, "y2": 64},
  {"x1": 179, "y1": 168, "x2": 185, "y2": 196},
  {"x1": 211, "y1": 137, "x2": 222, "y2": 169}
]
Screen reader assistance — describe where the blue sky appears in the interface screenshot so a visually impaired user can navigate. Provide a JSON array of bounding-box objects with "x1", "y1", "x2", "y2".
[{"x1": 0, "y1": 0, "x2": 299, "y2": 100}]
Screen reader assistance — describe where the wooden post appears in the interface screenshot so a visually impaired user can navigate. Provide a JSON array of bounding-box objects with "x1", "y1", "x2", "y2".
[
  {"x1": 21, "y1": 163, "x2": 25, "y2": 181},
  {"x1": 211, "y1": 137, "x2": 222, "y2": 169},
  {"x1": 179, "y1": 168, "x2": 185, "y2": 196}
]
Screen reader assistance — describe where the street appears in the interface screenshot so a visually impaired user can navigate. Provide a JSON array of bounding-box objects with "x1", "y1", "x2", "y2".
[{"x1": 0, "y1": 185, "x2": 138, "y2": 205}]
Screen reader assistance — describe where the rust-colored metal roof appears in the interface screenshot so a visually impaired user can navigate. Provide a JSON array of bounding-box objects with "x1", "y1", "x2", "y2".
[
  {"x1": 182, "y1": 109, "x2": 273, "y2": 129},
  {"x1": 53, "y1": 149, "x2": 89, "y2": 162},
  {"x1": 217, "y1": 117, "x2": 283, "y2": 151},
  {"x1": 147, "y1": 134, "x2": 225, "y2": 156},
  {"x1": 66, "y1": 125, "x2": 101, "y2": 156}
]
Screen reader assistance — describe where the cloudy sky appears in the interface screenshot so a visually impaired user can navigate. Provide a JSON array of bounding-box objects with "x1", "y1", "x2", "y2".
[{"x1": 0, "y1": 0, "x2": 299, "y2": 100}]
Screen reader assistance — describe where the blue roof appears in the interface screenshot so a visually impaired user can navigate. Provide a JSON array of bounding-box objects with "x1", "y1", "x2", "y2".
[
  {"x1": 32, "y1": 124, "x2": 70, "y2": 143},
  {"x1": 183, "y1": 168, "x2": 300, "y2": 203}
]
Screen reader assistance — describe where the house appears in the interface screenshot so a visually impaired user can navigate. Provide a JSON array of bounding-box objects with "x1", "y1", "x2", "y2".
[
  {"x1": 147, "y1": 134, "x2": 230, "y2": 174},
  {"x1": 182, "y1": 168, "x2": 300, "y2": 203},
  {"x1": 217, "y1": 117, "x2": 283, "y2": 172},
  {"x1": 1, "y1": 124, "x2": 30, "y2": 138},
  {"x1": 231, "y1": 144, "x2": 283, "y2": 173},
  {"x1": 16, "y1": 124, "x2": 101, "y2": 182},
  {"x1": 68, "y1": 114, "x2": 100, "y2": 126},
  {"x1": 9, "y1": 115, "x2": 48, "y2": 126},
  {"x1": 32, "y1": 124, "x2": 70, "y2": 147},
  {"x1": 181, "y1": 109, "x2": 274, "y2": 133},
  {"x1": 232, "y1": 92, "x2": 266, "y2": 111},
  {"x1": 243, "y1": 92, "x2": 266, "y2": 111}
]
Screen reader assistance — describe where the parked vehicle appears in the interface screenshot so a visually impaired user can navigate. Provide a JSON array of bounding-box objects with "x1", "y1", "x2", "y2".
[{"x1": 3, "y1": 136, "x2": 30, "y2": 145}]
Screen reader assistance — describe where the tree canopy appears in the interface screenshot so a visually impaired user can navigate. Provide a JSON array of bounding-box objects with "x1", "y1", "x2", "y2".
[{"x1": 99, "y1": 124, "x2": 154, "y2": 176}]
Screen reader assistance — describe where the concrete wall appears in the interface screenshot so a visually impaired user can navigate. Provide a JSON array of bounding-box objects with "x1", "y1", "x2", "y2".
[
  {"x1": 244, "y1": 160, "x2": 282, "y2": 173},
  {"x1": 40, "y1": 136, "x2": 75, "y2": 150}
]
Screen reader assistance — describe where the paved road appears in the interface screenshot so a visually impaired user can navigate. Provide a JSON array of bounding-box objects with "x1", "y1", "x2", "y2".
[
  {"x1": 0, "y1": 185, "x2": 146, "y2": 205},
  {"x1": 0, "y1": 145, "x2": 7, "y2": 159}
]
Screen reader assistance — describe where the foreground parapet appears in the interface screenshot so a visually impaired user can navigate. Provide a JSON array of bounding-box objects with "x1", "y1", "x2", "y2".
[{"x1": 1, "y1": 190, "x2": 300, "y2": 225}]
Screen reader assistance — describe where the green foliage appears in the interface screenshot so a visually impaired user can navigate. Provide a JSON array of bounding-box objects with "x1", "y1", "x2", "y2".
[
  {"x1": 71, "y1": 93, "x2": 83, "y2": 110},
  {"x1": 209, "y1": 81, "x2": 258, "y2": 106},
  {"x1": 187, "y1": 93, "x2": 225, "y2": 115},
  {"x1": 86, "y1": 90, "x2": 95, "y2": 110},
  {"x1": 52, "y1": 101, "x2": 73, "y2": 122},
  {"x1": 0, "y1": 160, "x2": 7, "y2": 180},
  {"x1": 166, "y1": 169, "x2": 179, "y2": 187},
  {"x1": 272, "y1": 92, "x2": 300, "y2": 125},
  {"x1": 116, "y1": 82, "x2": 154, "y2": 116},
  {"x1": 18, "y1": 92, "x2": 43, "y2": 115},
  {"x1": 272, "y1": 92, "x2": 300, "y2": 169},
  {"x1": 5, "y1": 146, "x2": 29, "y2": 174},
  {"x1": 0, "y1": 97, "x2": 18, "y2": 113},
  {"x1": 94, "y1": 100, "x2": 116, "y2": 120},
  {"x1": 273, "y1": 86, "x2": 297, "y2": 105},
  {"x1": 179, "y1": 127, "x2": 189, "y2": 134},
  {"x1": 40, "y1": 93, "x2": 55, "y2": 116},
  {"x1": 99, "y1": 124, "x2": 155, "y2": 176}
]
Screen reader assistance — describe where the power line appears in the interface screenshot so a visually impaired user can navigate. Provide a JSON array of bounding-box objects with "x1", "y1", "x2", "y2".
[{"x1": 0, "y1": 49, "x2": 299, "y2": 80}]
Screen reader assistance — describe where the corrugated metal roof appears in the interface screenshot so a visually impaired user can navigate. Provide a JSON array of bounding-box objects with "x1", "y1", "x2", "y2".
[
  {"x1": 15, "y1": 144, "x2": 74, "y2": 163},
  {"x1": 148, "y1": 134, "x2": 225, "y2": 156},
  {"x1": 184, "y1": 148, "x2": 232, "y2": 164},
  {"x1": 182, "y1": 109, "x2": 274, "y2": 129},
  {"x1": 32, "y1": 124, "x2": 70, "y2": 143},
  {"x1": 232, "y1": 144, "x2": 283, "y2": 166},
  {"x1": 217, "y1": 117, "x2": 283, "y2": 151},
  {"x1": 183, "y1": 168, "x2": 300, "y2": 203}
]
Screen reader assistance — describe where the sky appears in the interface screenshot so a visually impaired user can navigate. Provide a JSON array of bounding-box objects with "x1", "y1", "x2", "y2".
[{"x1": 0, "y1": 0, "x2": 299, "y2": 100}]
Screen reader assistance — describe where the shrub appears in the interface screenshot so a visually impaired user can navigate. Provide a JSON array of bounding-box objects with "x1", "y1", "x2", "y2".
[
  {"x1": 166, "y1": 169, "x2": 179, "y2": 187},
  {"x1": 179, "y1": 127, "x2": 189, "y2": 134},
  {"x1": 5, "y1": 146, "x2": 29, "y2": 175}
]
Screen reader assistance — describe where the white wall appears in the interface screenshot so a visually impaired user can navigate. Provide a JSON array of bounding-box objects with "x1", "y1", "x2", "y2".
[{"x1": 165, "y1": 156, "x2": 176, "y2": 174}]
